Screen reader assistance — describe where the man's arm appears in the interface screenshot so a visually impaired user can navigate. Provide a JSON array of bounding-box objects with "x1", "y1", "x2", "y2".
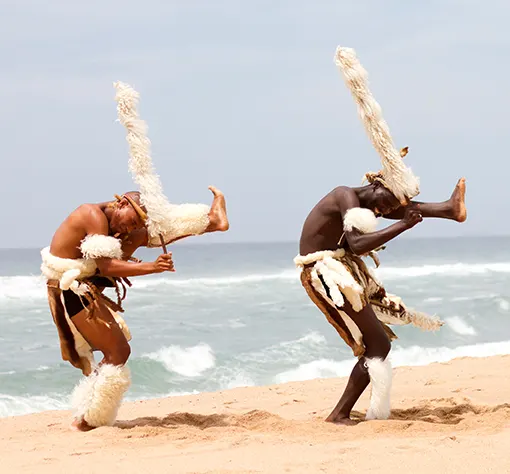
[
  {"x1": 95, "y1": 256, "x2": 172, "y2": 278},
  {"x1": 336, "y1": 188, "x2": 422, "y2": 255},
  {"x1": 83, "y1": 210, "x2": 173, "y2": 277},
  {"x1": 345, "y1": 220, "x2": 416, "y2": 255}
]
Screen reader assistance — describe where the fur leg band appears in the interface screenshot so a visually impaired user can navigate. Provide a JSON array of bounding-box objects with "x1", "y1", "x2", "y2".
[
  {"x1": 365, "y1": 357, "x2": 392, "y2": 420},
  {"x1": 71, "y1": 364, "x2": 131, "y2": 427}
]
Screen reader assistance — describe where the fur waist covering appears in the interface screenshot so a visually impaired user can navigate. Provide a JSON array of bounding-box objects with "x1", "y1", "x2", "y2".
[
  {"x1": 46, "y1": 283, "x2": 131, "y2": 376},
  {"x1": 41, "y1": 235, "x2": 123, "y2": 294},
  {"x1": 147, "y1": 203, "x2": 210, "y2": 247},
  {"x1": 294, "y1": 249, "x2": 443, "y2": 357}
]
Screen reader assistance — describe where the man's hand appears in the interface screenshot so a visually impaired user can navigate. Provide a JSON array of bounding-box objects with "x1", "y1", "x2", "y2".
[
  {"x1": 152, "y1": 253, "x2": 175, "y2": 273},
  {"x1": 402, "y1": 207, "x2": 423, "y2": 229}
]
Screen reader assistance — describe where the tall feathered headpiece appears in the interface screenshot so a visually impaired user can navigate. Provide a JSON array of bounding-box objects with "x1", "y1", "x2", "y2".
[
  {"x1": 113, "y1": 81, "x2": 175, "y2": 244},
  {"x1": 334, "y1": 47, "x2": 420, "y2": 204},
  {"x1": 113, "y1": 81, "x2": 211, "y2": 249}
]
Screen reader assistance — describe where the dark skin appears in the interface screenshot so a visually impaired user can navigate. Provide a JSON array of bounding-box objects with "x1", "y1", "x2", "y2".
[
  {"x1": 299, "y1": 178, "x2": 467, "y2": 424},
  {"x1": 49, "y1": 192, "x2": 174, "y2": 432}
]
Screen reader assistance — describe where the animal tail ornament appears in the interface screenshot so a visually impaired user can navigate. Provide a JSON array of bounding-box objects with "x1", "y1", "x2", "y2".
[
  {"x1": 334, "y1": 47, "x2": 420, "y2": 204},
  {"x1": 113, "y1": 82, "x2": 175, "y2": 239},
  {"x1": 113, "y1": 82, "x2": 211, "y2": 246}
]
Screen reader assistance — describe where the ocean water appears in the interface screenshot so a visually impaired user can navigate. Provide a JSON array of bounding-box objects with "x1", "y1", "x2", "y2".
[{"x1": 1, "y1": 237, "x2": 510, "y2": 418}]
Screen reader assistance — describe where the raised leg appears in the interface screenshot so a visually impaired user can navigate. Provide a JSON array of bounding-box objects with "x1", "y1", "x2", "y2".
[
  {"x1": 325, "y1": 300, "x2": 391, "y2": 424},
  {"x1": 143, "y1": 185, "x2": 230, "y2": 248},
  {"x1": 385, "y1": 177, "x2": 467, "y2": 222}
]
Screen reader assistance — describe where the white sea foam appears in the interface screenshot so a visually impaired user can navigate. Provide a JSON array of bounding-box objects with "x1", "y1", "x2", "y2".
[
  {"x1": 423, "y1": 297, "x2": 443, "y2": 303},
  {"x1": 275, "y1": 359, "x2": 353, "y2": 383},
  {"x1": 143, "y1": 343, "x2": 216, "y2": 377},
  {"x1": 451, "y1": 293, "x2": 499, "y2": 302},
  {"x1": 0, "y1": 394, "x2": 69, "y2": 418},
  {"x1": 218, "y1": 372, "x2": 256, "y2": 390},
  {"x1": 445, "y1": 316, "x2": 477, "y2": 336},
  {"x1": 498, "y1": 298, "x2": 510, "y2": 311},
  {"x1": 274, "y1": 340, "x2": 510, "y2": 384},
  {"x1": 377, "y1": 262, "x2": 510, "y2": 281},
  {"x1": 0, "y1": 276, "x2": 46, "y2": 300},
  {"x1": 284, "y1": 332, "x2": 327, "y2": 346},
  {"x1": 0, "y1": 391, "x2": 199, "y2": 418}
]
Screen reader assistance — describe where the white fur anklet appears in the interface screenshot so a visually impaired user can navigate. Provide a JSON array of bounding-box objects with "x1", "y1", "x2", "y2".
[
  {"x1": 365, "y1": 357, "x2": 392, "y2": 420},
  {"x1": 71, "y1": 364, "x2": 131, "y2": 427}
]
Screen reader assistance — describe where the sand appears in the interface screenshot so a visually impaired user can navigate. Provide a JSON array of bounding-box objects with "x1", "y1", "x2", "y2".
[{"x1": 1, "y1": 355, "x2": 510, "y2": 473}]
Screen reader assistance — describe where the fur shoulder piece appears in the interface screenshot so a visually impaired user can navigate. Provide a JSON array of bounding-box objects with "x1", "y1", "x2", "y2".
[
  {"x1": 80, "y1": 235, "x2": 123, "y2": 260},
  {"x1": 343, "y1": 208, "x2": 378, "y2": 234}
]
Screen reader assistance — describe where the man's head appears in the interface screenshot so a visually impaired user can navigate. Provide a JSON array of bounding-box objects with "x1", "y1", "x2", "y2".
[
  {"x1": 367, "y1": 182, "x2": 403, "y2": 217},
  {"x1": 109, "y1": 191, "x2": 147, "y2": 235}
]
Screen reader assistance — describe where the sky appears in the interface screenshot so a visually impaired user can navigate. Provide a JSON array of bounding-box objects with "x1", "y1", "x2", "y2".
[{"x1": 1, "y1": 0, "x2": 509, "y2": 248}]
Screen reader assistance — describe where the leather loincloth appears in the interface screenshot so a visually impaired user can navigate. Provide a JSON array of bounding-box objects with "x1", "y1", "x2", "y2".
[
  {"x1": 295, "y1": 249, "x2": 440, "y2": 357},
  {"x1": 46, "y1": 278, "x2": 132, "y2": 376}
]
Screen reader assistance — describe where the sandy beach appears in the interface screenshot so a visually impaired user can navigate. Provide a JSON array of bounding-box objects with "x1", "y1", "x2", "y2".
[{"x1": 1, "y1": 355, "x2": 509, "y2": 473}]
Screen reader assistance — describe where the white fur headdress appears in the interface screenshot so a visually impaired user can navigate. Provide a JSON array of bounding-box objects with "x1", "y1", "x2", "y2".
[
  {"x1": 334, "y1": 47, "x2": 420, "y2": 204},
  {"x1": 113, "y1": 82, "x2": 211, "y2": 246},
  {"x1": 113, "y1": 81, "x2": 176, "y2": 242}
]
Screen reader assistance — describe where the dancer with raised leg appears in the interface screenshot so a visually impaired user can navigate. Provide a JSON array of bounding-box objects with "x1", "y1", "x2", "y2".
[
  {"x1": 295, "y1": 47, "x2": 467, "y2": 425},
  {"x1": 42, "y1": 82, "x2": 229, "y2": 431}
]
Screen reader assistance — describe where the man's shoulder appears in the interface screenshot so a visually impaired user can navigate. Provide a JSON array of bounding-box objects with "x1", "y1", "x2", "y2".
[
  {"x1": 327, "y1": 186, "x2": 360, "y2": 212},
  {"x1": 328, "y1": 185, "x2": 358, "y2": 201},
  {"x1": 329, "y1": 185, "x2": 355, "y2": 195},
  {"x1": 72, "y1": 203, "x2": 107, "y2": 223}
]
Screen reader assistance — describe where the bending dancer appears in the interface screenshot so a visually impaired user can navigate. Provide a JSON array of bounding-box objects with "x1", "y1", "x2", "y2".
[
  {"x1": 42, "y1": 82, "x2": 229, "y2": 431},
  {"x1": 294, "y1": 47, "x2": 467, "y2": 424}
]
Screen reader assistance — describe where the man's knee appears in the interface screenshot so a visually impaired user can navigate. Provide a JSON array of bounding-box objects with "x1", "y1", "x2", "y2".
[
  {"x1": 364, "y1": 332, "x2": 391, "y2": 359},
  {"x1": 344, "y1": 304, "x2": 392, "y2": 359},
  {"x1": 104, "y1": 341, "x2": 131, "y2": 366},
  {"x1": 379, "y1": 336, "x2": 391, "y2": 358}
]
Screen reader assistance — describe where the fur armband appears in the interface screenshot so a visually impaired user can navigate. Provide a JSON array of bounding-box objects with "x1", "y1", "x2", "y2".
[
  {"x1": 80, "y1": 234, "x2": 123, "y2": 260},
  {"x1": 343, "y1": 208, "x2": 378, "y2": 234}
]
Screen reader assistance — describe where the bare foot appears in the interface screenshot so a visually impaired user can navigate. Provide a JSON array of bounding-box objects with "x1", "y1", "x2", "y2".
[
  {"x1": 449, "y1": 178, "x2": 467, "y2": 223},
  {"x1": 71, "y1": 417, "x2": 95, "y2": 432},
  {"x1": 207, "y1": 186, "x2": 230, "y2": 232},
  {"x1": 326, "y1": 416, "x2": 359, "y2": 426}
]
